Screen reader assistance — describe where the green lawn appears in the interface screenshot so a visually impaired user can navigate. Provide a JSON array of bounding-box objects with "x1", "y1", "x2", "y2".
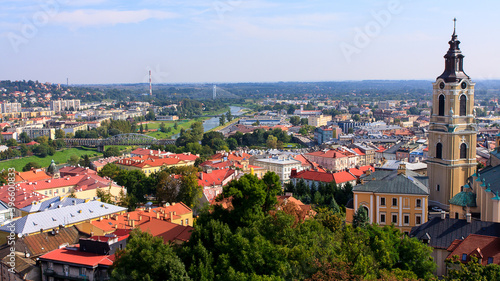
[
  {"x1": 147, "y1": 118, "x2": 208, "y2": 139},
  {"x1": 0, "y1": 147, "x2": 102, "y2": 172},
  {"x1": 207, "y1": 117, "x2": 241, "y2": 133}
]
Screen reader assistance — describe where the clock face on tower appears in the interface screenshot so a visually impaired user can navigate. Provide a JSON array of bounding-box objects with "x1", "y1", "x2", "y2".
[
  {"x1": 461, "y1": 82, "x2": 467, "y2": 89},
  {"x1": 439, "y1": 82, "x2": 445, "y2": 89}
]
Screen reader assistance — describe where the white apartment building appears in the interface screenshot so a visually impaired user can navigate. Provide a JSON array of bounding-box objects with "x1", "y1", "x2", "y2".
[
  {"x1": 252, "y1": 155, "x2": 303, "y2": 183},
  {"x1": 50, "y1": 100, "x2": 81, "y2": 112}
]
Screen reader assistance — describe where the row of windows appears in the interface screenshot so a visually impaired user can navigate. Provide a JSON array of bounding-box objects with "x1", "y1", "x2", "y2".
[
  {"x1": 44, "y1": 188, "x2": 68, "y2": 195},
  {"x1": 379, "y1": 213, "x2": 422, "y2": 225},
  {"x1": 380, "y1": 197, "x2": 422, "y2": 208},
  {"x1": 461, "y1": 254, "x2": 494, "y2": 264},
  {"x1": 438, "y1": 94, "x2": 467, "y2": 116},
  {"x1": 435, "y1": 143, "x2": 468, "y2": 159}
]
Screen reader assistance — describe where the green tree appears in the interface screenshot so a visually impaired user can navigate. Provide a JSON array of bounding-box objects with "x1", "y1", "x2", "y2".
[
  {"x1": 19, "y1": 132, "x2": 30, "y2": 143},
  {"x1": 96, "y1": 188, "x2": 113, "y2": 204},
  {"x1": 139, "y1": 124, "x2": 144, "y2": 133},
  {"x1": 266, "y1": 135, "x2": 278, "y2": 149},
  {"x1": 159, "y1": 122, "x2": 166, "y2": 133},
  {"x1": 55, "y1": 129, "x2": 65, "y2": 139},
  {"x1": 219, "y1": 114, "x2": 226, "y2": 126},
  {"x1": 145, "y1": 109, "x2": 156, "y2": 121},
  {"x1": 98, "y1": 163, "x2": 121, "y2": 179},
  {"x1": 177, "y1": 170, "x2": 202, "y2": 209},
  {"x1": 352, "y1": 206, "x2": 369, "y2": 228},
  {"x1": 145, "y1": 123, "x2": 149, "y2": 132},
  {"x1": 156, "y1": 171, "x2": 181, "y2": 204},
  {"x1": 446, "y1": 256, "x2": 500, "y2": 281},
  {"x1": 226, "y1": 110, "x2": 233, "y2": 122},
  {"x1": 22, "y1": 162, "x2": 41, "y2": 172},
  {"x1": 79, "y1": 154, "x2": 91, "y2": 168},
  {"x1": 68, "y1": 154, "x2": 80, "y2": 166},
  {"x1": 6, "y1": 138, "x2": 17, "y2": 147},
  {"x1": 104, "y1": 146, "x2": 121, "y2": 157},
  {"x1": 111, "y1": 229, "x2": 189, "y2": 281},
  {"x1": 352, "y1": 114, "x2": 361, "y2": 122},
  {"x1": 300, "y1": 118, "x2": 308, "y2": 125},
  {"x1": 290, "y1": 116, "x2": 301, "y2": 126}
]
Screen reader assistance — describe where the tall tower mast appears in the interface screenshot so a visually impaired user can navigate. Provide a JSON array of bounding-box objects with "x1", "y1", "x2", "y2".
[
  {"x1": 149, "y1": 70, "x2": 152, "y2": 96},
  {"x1": 213, "y1": 85, "x2": 217, "y2": 99},
  {"x1": 427, "y1": 19, "x2": 477, "y2": 211}
]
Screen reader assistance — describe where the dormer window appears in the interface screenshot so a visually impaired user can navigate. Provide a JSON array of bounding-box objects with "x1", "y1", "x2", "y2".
[{"x1": 462, "y1": 254, "x2": 467, "y2": 261}]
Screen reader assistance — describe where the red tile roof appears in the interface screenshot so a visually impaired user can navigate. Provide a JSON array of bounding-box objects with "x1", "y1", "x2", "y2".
[
  {"x1": 198, "y1": 169, "x2": 236, "y2": 188},
  {"x1": 305, "y1": 150, "x2": 346, "y2": 158},
  {"x1": 291, "y1": 169, "x2": 356, "y2": 185},
  {"x1": 14, "y1": 169, "x2": 52, "y2": 183},
  {"x1": 447, "y1": 234, "x2": 500, "y2": 265}
]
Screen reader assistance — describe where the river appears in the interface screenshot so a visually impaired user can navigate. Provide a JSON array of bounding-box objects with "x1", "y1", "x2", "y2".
[{"x1": 172, "y1": 106, "x2": 246, "y2": 139}]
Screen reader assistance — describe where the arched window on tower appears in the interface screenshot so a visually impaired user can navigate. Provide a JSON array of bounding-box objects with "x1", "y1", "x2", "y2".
[
  {"x1": 460, "y1": 143, "x2": 467, "y2": 159},
  {"x1": 436, "y1": 143, "x2": 443, "y2": 159},
  {"x1": 438, "y1": 95, "x2": 445, "y2": 116},
  {"x1": 460, "y1": 95, "x2": 467, "y2": 116}
]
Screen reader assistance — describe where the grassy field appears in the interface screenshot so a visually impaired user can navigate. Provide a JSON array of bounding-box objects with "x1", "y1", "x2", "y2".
[
  {"x1": 0, "y1": 147, "x2": 102, "y2": 172},
  {"x1": 147, "y1": 118, "x2": 208, "y2": 139}
]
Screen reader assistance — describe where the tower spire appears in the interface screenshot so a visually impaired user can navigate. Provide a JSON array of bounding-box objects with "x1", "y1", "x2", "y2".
[
  {"x1": 437, "y1": 18, "x2": 469, "y2": 83},
  {"x1": 453, "y1": 18, "x2": 456, "y2": 36}
]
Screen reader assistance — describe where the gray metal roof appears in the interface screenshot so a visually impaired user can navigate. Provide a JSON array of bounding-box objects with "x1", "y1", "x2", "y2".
[
  {"x1": 410, "y1": 216, "x2": 500, "y2": 249},
  {"x1": 475, "y1": 165, "x2": 500, "y2": 196},
  {"x1": 20, "y1": 197, "x2": 86, "y2": 213},
  {"x1": 379, "y1": 160, "x2": 427, "y2": 171},
  {"x1": 0, "y1": 201, "x2": 126, "y2": 236},
  {"x1": 355, "y1": 170, "x2": 429, "y2": 195}
]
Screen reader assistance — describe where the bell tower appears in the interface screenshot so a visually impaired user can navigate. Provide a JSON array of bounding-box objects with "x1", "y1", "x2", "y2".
[{"x1": 428, "y1": 19, "x2": 477, "y2": 207}]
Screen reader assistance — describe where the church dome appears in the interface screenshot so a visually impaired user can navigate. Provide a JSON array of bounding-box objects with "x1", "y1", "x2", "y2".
[{"x1": 47, "y1": 160, "x2": 59, "y2": 175}]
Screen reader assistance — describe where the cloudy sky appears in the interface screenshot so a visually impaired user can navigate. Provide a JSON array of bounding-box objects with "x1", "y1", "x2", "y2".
[{"x1": 0, "y1": 0, "x2": 499, "y2": 84}]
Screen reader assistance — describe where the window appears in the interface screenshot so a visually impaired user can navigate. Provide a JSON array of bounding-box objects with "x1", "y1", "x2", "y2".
[
  {"x1": 392, "y1": 214, "x2": 398, "y2": 224},
  {"x1": 380, "y1": 197, "x2": 386, "y2": 206},
  {"x1": 404, "y1": 231, "x2": 409, "y2": 236},
  {"x1": 404, "y1": 214, "x2": 410, "y2": 225},
  {"x1": 416, "y1": 199, "x2": 422, "y2": 208},
  {"x1": 438, "y1": 94, "x2": 445, "y2": 116},
  {"x1": 460, "y1": 143, "x2": 467, "y2": 159},
  {"x1": 437, "y1": 185, "x2": 440, "y2": 192},
  {"x1": 64, "y1": 265, "x2": 69, "y2": 276},
  {"x1": 48, "y1": 262, "x2": 53, "y2": 269},
  {"x1": 79, "y1": 268, "x2": 86, "y2": 276},
  {"x1": 460, "y1": 95, "x2": 467, "y2": 116},
  {"x1": 462, "y1": 254, "x2": 467, "y2": 261},
  {"x1": 185, "y1": 219, "x2": 189, "y2": 225},
  {"x1": 181, "y1": 220, "x2": 183, "y2": 226},
  {"x1": 392, "y1": 198, "x2": 397, "y2": 207},
  {"x1": 62, "y1": 188, "x2": 65, "y2": 193},
  {"x1": 488, "y1": 257, "x2": 494, "y2": 264},
  {"x1": 436, "y1": 143, "x2": 443, "y2": 159},
  {"x1": 380, "y1": 213, "x2": 386, "y2": 224},
  {"x1": 416, "y1": 215, "x2": 422, "y2": 225}
]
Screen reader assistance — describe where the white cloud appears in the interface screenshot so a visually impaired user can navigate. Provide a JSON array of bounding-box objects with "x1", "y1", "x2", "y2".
[{"x1": 52, "y1": 9, "x2": 178, "y2": 27}]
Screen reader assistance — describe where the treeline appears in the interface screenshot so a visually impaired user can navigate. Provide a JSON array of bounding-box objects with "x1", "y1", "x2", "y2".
[
  {"x1": 284, "y1": 179, "x2": 353, "y2": 210},
  {"x1": 111, "y1": 173, "x2": 436, "y2": 281},
  {"x1": 228, "y1": 128, "x2": 292, "y2": 148}
]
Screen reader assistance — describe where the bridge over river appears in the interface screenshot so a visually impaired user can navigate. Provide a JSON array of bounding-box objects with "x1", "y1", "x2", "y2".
[{"x1": 63, "y1": 133, "x2": 175, "y2": 151}]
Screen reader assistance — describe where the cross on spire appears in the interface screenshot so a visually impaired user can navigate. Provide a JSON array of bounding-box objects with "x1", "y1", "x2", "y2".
[{"x1": 453, "y1": 18, "x2": 457, "y2": 36}]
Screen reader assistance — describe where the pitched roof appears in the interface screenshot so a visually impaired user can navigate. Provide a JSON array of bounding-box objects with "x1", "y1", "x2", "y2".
[
  {"x1": 14, "y1": 169, "x2": 52, "y2": 183},
  {"x1": 355, "y1": 170, "x2": 429, "y2": 195},
  {"x1": 447, "y1": 234, "x2": 500, "y2": 265},
  {"x1": 410, "y1": 217, "x2": 500, "y2": 249},
  {"x1": 290, "y1": 170, "x2": 356, "y2": 184},
  {"x1": 15, "y1": 226, "x2": 84, "y2": 257},
  {"x1": 21, "y1": 197, "x2": 86, "y2": 213},
  {"x1": 139, "y1": 220, "x2": 193, "y2": 243},
  {"x1": 305, "y1": 149, "x2": 346, "y2": 158},
  {"x1": 0, "y1": 201, "x2": 126, "y2": 236},
  {"x1": 198, "y1": 168, "x2": 236, "y2": 188}
]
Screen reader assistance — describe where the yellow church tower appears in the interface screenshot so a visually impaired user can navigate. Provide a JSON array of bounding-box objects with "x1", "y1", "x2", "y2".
[{"x1": 428, "y1": 20, "x2": 477, "y2": 208}]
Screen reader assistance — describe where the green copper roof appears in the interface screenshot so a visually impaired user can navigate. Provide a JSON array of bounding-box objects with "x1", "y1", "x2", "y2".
[
  {"x1": 449, "y1": 192, "x2": 477, "y2": 207},
  {"x1": 486, "y1": 184, "x2": 492, "y2": 193},
  {"x1": 476, "y1": 176, "x2": 482, "y2": 182},
  {"x1": 463, "y1": 183, "x2": 470, "y2": 189},
  {"x1": 493, "y1": 191, "x2": 500, "y2": 201}
]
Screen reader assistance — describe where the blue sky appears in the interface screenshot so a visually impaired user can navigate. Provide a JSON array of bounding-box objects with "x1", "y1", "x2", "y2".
[{"x1": 0, "y1": 0, "x2": 499, "y2": 84}]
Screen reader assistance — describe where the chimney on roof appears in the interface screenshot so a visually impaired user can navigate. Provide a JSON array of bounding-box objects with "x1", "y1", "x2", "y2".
[
  {"x1": 466, "y1": 213, "x2": 472, "y2": 223},
  {"x1": 130, "y1": 220, "x2": 135, "y2": 228},
  {"x1": 169, "y1": 211, "x2": 173, "y2": 221},
  {"x1": 441, "y1": 210, "x2": 446, "y2": 220},
  {"x1": 291, "y1": 168, "x2": 297, "y2": 177},
  {"x1": 156, "y1": 212, "x2": 160, "y2": 219},
  {"x1": 397, "y1": 163, "x2": 406, "y2": 175}
]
